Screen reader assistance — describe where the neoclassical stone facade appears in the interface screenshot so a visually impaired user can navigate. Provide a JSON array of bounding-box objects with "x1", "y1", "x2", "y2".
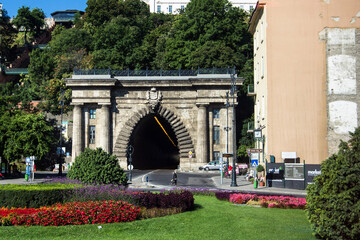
[{"x1": 66, "y1": 72, "x2": 243, "y2": 171}]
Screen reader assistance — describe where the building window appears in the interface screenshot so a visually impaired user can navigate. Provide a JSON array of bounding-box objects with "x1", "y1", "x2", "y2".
[
  {"x1": 213, "y1": 126, "x2": 220, "y2": 145},
  {"x1": 157, "y1": 5, "x2": 161, "y2": 13},
  {"x1": 169, "y1": 5, "x2": 172, "y2": 13},
  {"x1": 213, "y1": 108, "x2": 220, "y2": 119},
  {"x1": 181, "y1": 5, "x2": 185, "y2": 10},
  {"x1": 250, "y1": 6, "x2": 254, "y2": 12},
  {"x1": 90, "y1": 109, "x2": 96, "y2": 119},
  {"x1": 240, "y1": 5, "x2": 244, "y2": 9},
  {"x1": 90, "y1": 125, "x2": 95, "y2": 144},
  {"x1": 213, "y1": 151, "x2": 220, "y2": 161}
]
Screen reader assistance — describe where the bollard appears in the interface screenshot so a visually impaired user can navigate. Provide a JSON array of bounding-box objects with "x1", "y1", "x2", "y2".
[
  {"x1": 254, "y1": 179, "x2": 258, "y2": 189},
  {"x1": 146, "y1": 176, "x2": 149, "y2": 183}
]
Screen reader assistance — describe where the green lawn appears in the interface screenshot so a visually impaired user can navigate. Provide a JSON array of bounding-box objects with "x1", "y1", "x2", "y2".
[{"x1": 0, "y1": 195, "x2": 315, "y2": 240}]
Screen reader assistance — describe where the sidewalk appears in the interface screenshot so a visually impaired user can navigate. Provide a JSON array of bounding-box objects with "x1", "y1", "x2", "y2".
[{"x1": 212, "y1": 175, "x2": 307, "y2": 197}]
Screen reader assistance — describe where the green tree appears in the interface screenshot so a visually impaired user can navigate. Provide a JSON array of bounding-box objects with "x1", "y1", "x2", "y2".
[
  {"x1": 0, "y1": 8, "x2": 16, "y2": 59},
  {"x1": 306, "y1": 128, "x2": 360, "y2": 239},
  {"x1": 0, "y1": 111, "x2": 56, "y2": 163},
  {"x1": 154, "y1": 0, "x2": 253, "y2": 70},
  {"x1": 11, "y1": 6, "x2": 45, "y2": 45},
  {"x1": 68, "y1": 148, "x2": 128, "y2": 185}
]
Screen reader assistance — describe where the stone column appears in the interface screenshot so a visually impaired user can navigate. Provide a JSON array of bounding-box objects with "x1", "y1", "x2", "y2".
[
  {"x1": 99, "y1": 104, "x2": 111, "y2": 153},
  {"x1": 208, "y1": 108, "x2": 214, "y2": 162},
  {"x1": 196, "y1": 104, "x2": 208, "y2": 164},
  {"x1": 84, "y1": 108, "x2": 89, "y2": 148},
  {"x1": 72, "y1": 104, "x2": 83, "y2": 161}
]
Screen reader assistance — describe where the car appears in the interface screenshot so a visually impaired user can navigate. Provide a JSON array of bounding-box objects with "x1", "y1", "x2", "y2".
[{"x1": 199, "y1": 160, "x2": 222, "y2": 171}]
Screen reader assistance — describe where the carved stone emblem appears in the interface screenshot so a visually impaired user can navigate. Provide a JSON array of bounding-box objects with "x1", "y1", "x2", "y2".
[{"x1": 146, "y1": 87, "x2": 162, "y2": 111}]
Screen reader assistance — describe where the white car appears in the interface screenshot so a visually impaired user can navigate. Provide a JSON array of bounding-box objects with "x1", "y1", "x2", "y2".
[{"x1": 199, "y1": 160, "x2": 222, "y2": 171}]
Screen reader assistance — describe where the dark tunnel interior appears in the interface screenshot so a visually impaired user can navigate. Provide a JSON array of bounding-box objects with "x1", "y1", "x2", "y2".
[{"x1": 129, "y1": 113, "x2": 179, "y2": 169}]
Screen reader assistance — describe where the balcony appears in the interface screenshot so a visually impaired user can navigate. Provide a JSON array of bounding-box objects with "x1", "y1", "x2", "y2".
[{"x1": 247, "y1": 84, "x2": 256, "y2": 96}]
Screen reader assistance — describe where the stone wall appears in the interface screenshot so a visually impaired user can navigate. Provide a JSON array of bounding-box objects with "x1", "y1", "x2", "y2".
[{"x1": 323, "y1": 28, "x2": 360, "y2": 155}]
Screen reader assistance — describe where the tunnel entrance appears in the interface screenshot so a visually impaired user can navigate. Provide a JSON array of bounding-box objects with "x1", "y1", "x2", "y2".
[{"x1": 129, "y1": 113, "x2": 179, "y2": 169}]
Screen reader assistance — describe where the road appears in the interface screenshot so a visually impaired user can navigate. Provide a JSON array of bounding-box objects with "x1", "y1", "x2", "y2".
[{"x1": 129, "y1": 169, "x2": 220, "y2": 188}]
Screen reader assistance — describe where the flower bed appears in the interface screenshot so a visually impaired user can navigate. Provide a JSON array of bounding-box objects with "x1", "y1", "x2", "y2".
[
  {"x1": 228, "y1": 193, "x2": 306, "y2": 209},
  {"x1": 1, "y1": 200, "x2": 140, "y2": 226}
]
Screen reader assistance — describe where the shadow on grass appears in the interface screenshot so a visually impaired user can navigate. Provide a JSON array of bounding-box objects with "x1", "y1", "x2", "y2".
[{"x1": 192, "y1": 203, "x2": 203, "y2": 210}]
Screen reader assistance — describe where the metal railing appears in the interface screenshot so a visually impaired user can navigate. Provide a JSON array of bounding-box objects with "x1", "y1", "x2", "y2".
[
  {"x1": 73, "y1": 67, "x2": 236, "y2": 77},
  {"x1": 4, "y1": 68, "x2": 29, "y2": 75}
]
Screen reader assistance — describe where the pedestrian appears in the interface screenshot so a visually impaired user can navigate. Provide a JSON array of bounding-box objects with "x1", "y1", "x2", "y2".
[{"x1": 171, "y1": 169, "x2": 178, "y2": 185}]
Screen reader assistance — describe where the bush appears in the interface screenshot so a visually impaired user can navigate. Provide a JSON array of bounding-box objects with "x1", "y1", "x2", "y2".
[
  {"x1": 68, "y1": 148, "x2": 127, "y2": 185},
  {"x1": 306, "y1": 128, "x2": 360, "y2": 240},
  {"x1": 0, "y1": 189, "x2": 69, "y2": 208}
]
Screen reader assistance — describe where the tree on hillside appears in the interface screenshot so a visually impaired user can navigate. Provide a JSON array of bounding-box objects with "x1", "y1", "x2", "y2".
[
  {"x1": 0, "y1": 8, "x2": 16, "y2": 60},
  {"x1": 11, "y1": 6, "x2": 45, "y2": 46},
  {"x1": 154, "y1": 0, "x2": 253, "y2": 70}
]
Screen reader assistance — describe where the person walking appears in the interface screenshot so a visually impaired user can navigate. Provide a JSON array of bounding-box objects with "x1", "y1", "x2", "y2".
[{"x1": 171, "y1": 169, "x2": 178, "y2": 186}]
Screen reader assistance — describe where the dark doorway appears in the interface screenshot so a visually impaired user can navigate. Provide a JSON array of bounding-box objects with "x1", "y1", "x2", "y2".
[{"x1": 129, "y1": 113, "x2": 179, "y2": 169}]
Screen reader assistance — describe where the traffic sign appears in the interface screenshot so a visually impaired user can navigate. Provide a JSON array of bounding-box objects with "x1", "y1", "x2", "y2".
[
  {"x1": 251, "y1": 160, "x2": 259, "y2": 167},
  {"x1": 246, "y1": 149, "x2": 263, "y2": 153},
  {"x1": 222, "y1": 153, "x2": 233, "y2": 157}
]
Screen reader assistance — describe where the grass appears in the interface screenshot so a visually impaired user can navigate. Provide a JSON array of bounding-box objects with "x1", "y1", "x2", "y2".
[{"x1": 0, "y1": 195, "x2": 315, "y2": 240}]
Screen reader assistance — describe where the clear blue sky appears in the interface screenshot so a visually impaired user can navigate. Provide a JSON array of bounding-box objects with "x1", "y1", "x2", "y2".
[{"x1": 1, "y1": 0, "x2": 87, "y2": 18}]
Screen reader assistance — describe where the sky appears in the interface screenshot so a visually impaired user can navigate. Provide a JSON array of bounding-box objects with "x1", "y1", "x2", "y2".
[{"x1": 1, "y1": 0, "x2": 88, "y2": 18}]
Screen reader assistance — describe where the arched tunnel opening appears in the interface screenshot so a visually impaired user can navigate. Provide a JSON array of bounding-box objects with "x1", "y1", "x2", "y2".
[{"x1": 129, "y1": 113, "x2": 179, "y2": 169}]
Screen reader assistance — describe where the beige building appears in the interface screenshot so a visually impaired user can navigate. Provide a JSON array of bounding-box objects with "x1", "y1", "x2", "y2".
[{"x1": 249, "y1": 0, "x2": 360, "y2": 165}]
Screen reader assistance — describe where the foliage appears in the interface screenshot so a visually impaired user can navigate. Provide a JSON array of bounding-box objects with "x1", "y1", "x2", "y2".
[
  {"x1": 306, "y1": 127, "x2": 360, "y2": 240},
  {"x1": 154, "y1": 0, "x2": 253, "y2": 70},
  {"x1": 11, "y1": 6, "x2": 45, "y2": 45},
  {"x1": 0, "y1": 8, "x2": 16, "y2": 59},
  {"x1": 3, "y1": 200, "x2": 140, "y2": 226},
  {"x1": 68, "y1": 148, "x2": 128, "y2": 185},
  {"x1": 0, "y1": 189, "x2": 69, "y2": 208},
  {"x1": 256, "y1": 164, "x2": 265, "y2": 172},
  {"x1": 0, "y1": 110, "x2": 56, "y2": 163}
]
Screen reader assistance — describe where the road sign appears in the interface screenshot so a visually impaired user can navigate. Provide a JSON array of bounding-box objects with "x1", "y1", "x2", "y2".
[
  {"x1": 222, "y1": 153, "x2": 233, "y2": 157},
  {"x1": 246, "y1": 149, "x2": 263, "y2": 153},
  {"x1": 251, "y1": 160, "x2": 259, "y2": 167}
]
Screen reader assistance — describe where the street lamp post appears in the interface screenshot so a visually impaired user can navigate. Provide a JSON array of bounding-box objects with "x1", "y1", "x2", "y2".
[
  {"x1": 58, "y1": 90, "x2": 64, "y2": 176},
  {"x1": 224, "y1": 91, "x2": 231, "y2": 172},
  {"x1": 230, "y1": 73, "x2": 238, "y2": 187}
]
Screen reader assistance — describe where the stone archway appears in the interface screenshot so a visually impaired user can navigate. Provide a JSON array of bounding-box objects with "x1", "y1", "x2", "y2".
[{"x1": 114, "y1": 105, "x2": 195, "y2": 169}]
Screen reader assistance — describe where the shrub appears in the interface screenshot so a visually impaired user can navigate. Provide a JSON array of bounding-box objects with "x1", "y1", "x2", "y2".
[
  {"x1": 306, "y1": 128, "x2": 360, "y2": 240},
  {"x1": 215, "y1": 191, "x2": 237, "y2": 201},
  {"x1": 68, "y1": 148, "x2": 127, "y2": 185},
  {"x1": 0, "y1": 189, "x2": 70, "y2": 208},
  {"x1": 133, "y1": 191, "x2": 194, "y2": 211}
]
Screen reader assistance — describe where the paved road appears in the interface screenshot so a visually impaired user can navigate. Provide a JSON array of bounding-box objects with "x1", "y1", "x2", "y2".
[{"x1": 0, "y1": 169, "x2": 307, "y2": 197}]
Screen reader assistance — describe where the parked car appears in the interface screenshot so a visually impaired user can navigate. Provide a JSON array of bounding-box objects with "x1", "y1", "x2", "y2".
[{"x1": 199, "y1": 160, "x2": 222, "y2": 171}]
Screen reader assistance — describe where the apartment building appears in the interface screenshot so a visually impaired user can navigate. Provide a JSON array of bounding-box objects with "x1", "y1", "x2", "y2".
[{"x1": 248, "y1": 0, "x2": 360, "y2": 166}]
